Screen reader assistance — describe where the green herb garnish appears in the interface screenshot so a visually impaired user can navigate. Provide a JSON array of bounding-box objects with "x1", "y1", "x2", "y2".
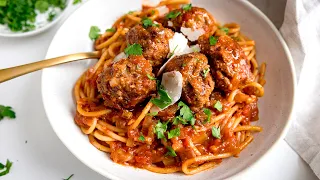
[
  {"x1": 147, "y1": 74, "x2": 157, "y2": 80},
  {"x1": 124, "y1": 43, "x2": 143, "y2": 56},
  {"x1": 89, "y1": 26, "x2": 101, "y2": 40},
  {"x1": 214, "y1": 101, "x2": 223, "y2": 112},
  {"x1": 212, "y1": 127, "x2": 221, "y2": 139},
  {"x1": 168, "y1": 45, "x2": 178, "y2": 58},
  {"x1": 182, "y1": 3, "x2": 192, "y2": 11},
  {"x1": 202, "y1": 68, "x2": 210, "y2": 78},
  {"x1": 154, "y1": 121, "x2": 169, "y2": 139},
  {"x1": 220, "y1": 27, "x2": 229, "y2": 34},
  {"x1": 168, "y1": 128, "x2": 180, "y2": 139},
  {"x1": 63, "y1": 174, "x2": 74, "y2": 180},
  {"x1": 139, "y1": 134, "x2": 145, "y2": 141},
  {"x1": 151, "y1": 87, "x2": 172, "y2": 109},
  {"x1": 203, "y1": 108, "x2": 211, "y2": 123},
  {"x1": 166, "y1": 11, "x2": 181, "y2": 19},
  {"x1": 73, "y1": 0, "x2": 82, "y2": 5},
  {"x1": 0, "y1": 159, "x2": 13, "y2": 177},
  {"x1": 147, "y1": 112, "x2": 158, "y2": 116},
  {"x1": 172, "y1": 116, "x2": 188, "y2": 125},
  {"x1": 209, "y1": 36, "x2": 217, "y2": 46},
  {"x1": 106, "y1": 28, "x2": 116, "y2": 32},
  {"x1": 165, "y1": 146, "x2": 177, "y2": 157},
  {"x1": 141, "y1": 17, "x2": 159, "y2": 28},
  {"x1": 177, "y1": 101, "x2": 195, "y2": 126},
  {"x1": 0, "y1": 105, "x2": 16, "y2": 121}
]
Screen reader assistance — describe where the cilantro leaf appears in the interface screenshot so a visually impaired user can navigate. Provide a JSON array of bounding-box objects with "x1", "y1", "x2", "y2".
[
  {"x1": 0, "y1": 105, "x2": 16, "y2": 121},
  {"x1": 168, "y1": 128, "x2": 180, "y2": 139},
  {"x1": 0, "y1": 159, "x2": 13, "y2": 177},
  {"x1": 165, "y1": 146, "x2": 177, "y2": 157},
  {"x1": 63, "y1": 174, "x2": 74, "y2": 180},
  {"x1": 141, "y1": 17, "x2": 159, "y2": 28},
  {"x1": 138, "y1": 134, "x2": 145, "y2": 141},
  {"x1": 151, "y1": 88, "x2": 172, "y2": 109},
  {"x1": 203, "y1": 108, "x2": 212, "y2": 123},
  {"x1": 178, "y1": 101, "x2": 195, "y2": 125},
  {"x1": 166, "y1": 11, "x2": 181, "y2": 19},
  {"x1": 212, "y1": 127, "x2": 221, "y2": 139},
  {"x1": 147, "y1": 112, "x2": 158, "y2": 116},
  {"x1": 220, "y1": 27, "x2": 229, "y2": 34},
  {"x1": 214, "y1": 101, "x2": 223, "y2": 112},
  {"x1": 147, "y1": 74, "x2": 157, "y2": 80},
  {"x1": 35, "y1": 1, "x2": 49, "y2": 13},
  {"x1": 182, "y1": 4, "x2": 192, "y2": 11},
  {"x1": 89, "y1": 26, "x2": 101, "y2": 40},
  {"x1": 202, "y1": 68, "x2": 210, "y2": 78},
  {"x1": 106, "y1": 28, "x2": 116, "y2": 32},
  {"x1": 73, "y1": 0, "x2": 82, "y2": 5},
  {"x1": 124, "y1": 43, "x2": 143, "y2": 56},
  {"x1": 154, "y1": 121, "x2": 168, "y2": 139},
  {"x1": 209, "y1": 36, "x2": 217, "y2": 46}
]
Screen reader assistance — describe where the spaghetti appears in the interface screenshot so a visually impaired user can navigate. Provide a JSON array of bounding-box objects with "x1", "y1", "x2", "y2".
[{"x1": 74, "y1": 0, "x2": 266, "y2": 175}]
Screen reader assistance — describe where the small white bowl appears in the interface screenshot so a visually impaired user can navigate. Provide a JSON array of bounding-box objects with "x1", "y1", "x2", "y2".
[
  {"x1": 42, "y1": 0, "x2": 296, "y2": 179},
  {"x1": 0, "y1": 0, "x2": 71, "y2": 38}
]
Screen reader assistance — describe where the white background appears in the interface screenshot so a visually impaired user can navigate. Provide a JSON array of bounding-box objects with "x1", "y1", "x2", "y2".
[{"x1": 0, "y1": 1, "x2": 318, "y2": 180}]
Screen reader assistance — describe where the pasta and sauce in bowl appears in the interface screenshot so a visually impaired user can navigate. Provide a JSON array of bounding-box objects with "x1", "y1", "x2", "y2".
[{"x1": 42, "y1": 0, "x2": 295, "y2": 179}]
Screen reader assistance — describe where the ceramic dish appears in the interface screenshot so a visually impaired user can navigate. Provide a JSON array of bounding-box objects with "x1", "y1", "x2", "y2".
[{"x1": 42, "y1": 0, "x2": 296, "y2": 179}]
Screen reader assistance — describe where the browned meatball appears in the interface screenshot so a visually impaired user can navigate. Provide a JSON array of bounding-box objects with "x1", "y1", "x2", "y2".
[
  {"x1": 157, "y1": 104, "x2": 179, "y2": 121},
  {"x1": 165, "y1": 52, "x2": 214, "y2": 111},
  {"x1": 126, "y1": 24, "x2": 174, "y2": 67},
  {"x1": 163, "y1": 7, "x2": 215, "y2": 34},
  {"x1": 199, "y1": 35, "x2": 254, "y2": 92},
  {"x1": 97, "y1": 55, "x2": 156, "y2": 110}
]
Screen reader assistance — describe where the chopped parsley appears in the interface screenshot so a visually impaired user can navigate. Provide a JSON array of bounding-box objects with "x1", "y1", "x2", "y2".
[
  {"x1": 166, "y1": 11, "x2": 181, "y2": 19},
  {"x1": 168, "y1": 45, "x2": 178, "y2": 58},
  {"x1": 176, "y1": 101, "x2": 195, "y2": 126},
  {"x1": 124, "y1": 43, "x2": 143, "y2": 56},
  {"x1": 220, "y1": 27, "x2": 229, "y2": 34},
  {"x1": 172, "y1": 116, "x2": 188, "y2": 125},
  {"x1": 147, "y1": 74, "x2": 157, "y2": 80},
  {"x1": 165, "y1": 146, "x2": 177, "y2": 157},
  {"x1": 214, "y1": 101, "x2": 223, "y2": 112},
  {"x1": 35, "y1": 1, "x2": 49, "y2": 13},
  {"x1": 209, "y1": 36, "x2": 217, "y2": 46},
  {"x1": 203, "y1": 108, "x2": 212, "y2": 123},
  {"x1": 106, "y1": 28, "x2": 116, "y2": 32},
  {"x1": 89, "y1": 26, "x2": 101, "y2": 40},
  {"x1": 0, "y1": 159, "x2": 13, "y2": 176},
  {"x1": 73, "y1": 0, "x2": 82, "y2": 5},
  {"x1": 147, "y1": 112, "x2": 158, "y2": 116},
  {"x1": 202, "y1": 68, "x2": 210, "y2": 78},
  {"x1": 154, "y1": 121, "x2": 169, "y2": 139},
  {"x1": 151, "y1": 87, "x2": 172, "y2": 109},
  {"x1": 141, "y1": 17, "x2": 159, "y2": 28},
  {"x1": 138, "y1": 134, "x2": 145, "y2": 141},
  {"x1": 168, "y1": 128, "x2": 180, "y2": 139},
  {"x1": 182, "y1": 3, "x2": 192, "y2": 11},
  {"x1": 0, "y1": 105, "x2": 16, "y2": 121},
  {"x1": 47, "y1": 10, "x2": 57, "y2": 22},
  {"x1": 63, "y1": 174, "x2": 74, "y2": 180},
  {"x1": 212, "y1": 127, "x2": 221, "y2": 139}
]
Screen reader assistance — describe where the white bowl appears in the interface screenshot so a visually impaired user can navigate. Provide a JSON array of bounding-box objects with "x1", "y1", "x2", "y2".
[
  {"x1": 42, "y1": 0, "x2": 296, "y2": 179},
  {"x1": 0, "y1": 0, "x2": 71, "y2": 37}
]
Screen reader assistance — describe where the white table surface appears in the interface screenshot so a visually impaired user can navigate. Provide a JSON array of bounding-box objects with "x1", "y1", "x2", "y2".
[{"x1": 0, "y1": 2, "x2": 318, "y2": 180}]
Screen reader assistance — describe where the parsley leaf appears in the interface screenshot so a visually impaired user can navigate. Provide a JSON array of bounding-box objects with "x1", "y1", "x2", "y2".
[
  {"x1": 202, "y1": 68, "x2": 210, "y2": 78},
  {"x1": 0, "y1": 159, "x2": 13, "y2": 177},
  {"x1": 166, "y1": 11, "x2": 181, "y2": 19},
  {"x1": 0, "y1": 105, "x2": 16, "y2": 121},
  {"x1": 89, "y1": 26, "x2": 101, "y2": 40},
  {"x1": 182, "y1": 4, "x2": 192, "y2": 11},
  {"x1": 209, "y1": 36, "x2": 217, "y2": 46},
  {"x1": 212, "y1": 127, "x2": 221, "y2": 139},
  {"x1": 165, "y1": 146, "x2": 177, "y2": 157},
  {"x1": 124, "y1": 43, "x2": 143, "y2": 56},
  {"x1": 47, "y1": 10, "x2": 57, "y2": 22},
  {"x1": 147, "y1": 112, "x2": 158, "y2": 116},
  {"x1": 220, "y1": 27, "x2": 229, "y2": 34},
  {"x1": 203, "y1": 108, "x2": 212, "y2": 123},
  {"x1": 178, "y1": 101, "x2": 195, "y2": 125},
  {"x1": 154, "y1": 121, "x2": 169, "y2": 139},
  {"x1": 172, "y1": 116, "x2": 188, "y2": 125},
  {"x1": 168, "y1": 128, "x2": 180, "y2": 139},
  {"x1": 151, "y1": 87, "x2": 172, "y2": 109},
  {"x1": 214, "y1": 101, "x2": 223, "y2": 112},
  {"x1": 106, "y1": 28, "x2": 116, "y2": 32},
  {"x1": 63, "y1": 174, "x2": 74, "y2": 180},
  {"x1": 138, "y1": 134, "x2": 145, "y2": 141},
  {"x1": 147, "y1": 74, "x2": 157, "y2": 80},
  {"x1": 73, "y1": 0, "x2": 82, "y2": 5},
  {"x1": 141, "y1": 17, "x2": 159, "y2": 28},
  {"x1": 35, "y1": 1, "x2": 49, "y2": 13},
  {"x1": 0, "y1": 0, "x2": 7, "y2": 6}
]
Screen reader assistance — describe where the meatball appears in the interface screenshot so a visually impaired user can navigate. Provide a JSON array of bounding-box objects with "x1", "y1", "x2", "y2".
[
  {"x1": 126, "y1": 24, "x2": 174, "y2": 67},
  {"x1": 165, "y1": 52, "x2": 214, "y2": 111},
  {"x1": 97, "y1": 55, "x2": 156, "y2": 110},
  {"x1": 163, "y1": 7, "x2": 215, "y2": 37},
  {"x1": 199, "y1": 35, "x2": 254, "y2": 92}
]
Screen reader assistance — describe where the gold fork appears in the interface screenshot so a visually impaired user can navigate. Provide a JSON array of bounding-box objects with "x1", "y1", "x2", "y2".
[{"x1": 0, "y1": 51, "x2": 100, "y2": 83}]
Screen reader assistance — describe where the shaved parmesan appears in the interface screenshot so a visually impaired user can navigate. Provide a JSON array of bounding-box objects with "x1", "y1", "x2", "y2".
[
  {"x1": 156, "y1": 6, "x2": 169, "y2": 17},
  {"x1": 150, "y1": 71, "x2": 183, "y2": 113},
  {"x1": 181, "y1": 27, "x2": 205, "y2": 42},
  {"x1": 113, "y1": 52, "x2": 126, "y2": 63},
  {"x1": 168, "y1": 21, "x2": 173, "y2": 27}
]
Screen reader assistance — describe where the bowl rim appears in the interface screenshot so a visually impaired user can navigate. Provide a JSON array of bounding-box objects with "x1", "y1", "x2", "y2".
[
  {"x1": 41, "y1": 0, "x2": 297, "y2": 179},
  {"x1": 0, "y1": 0, "x2": 72, "y2": 38}
]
